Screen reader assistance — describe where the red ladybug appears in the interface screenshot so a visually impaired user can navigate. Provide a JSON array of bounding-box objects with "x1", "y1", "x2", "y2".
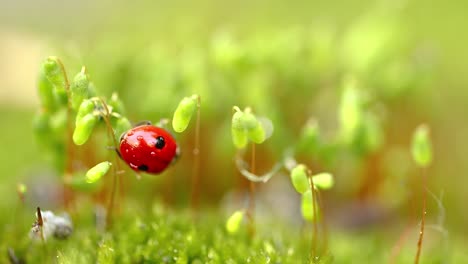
[{"x1": 119, "y1": 124, "x2": 178, "y2": 174}]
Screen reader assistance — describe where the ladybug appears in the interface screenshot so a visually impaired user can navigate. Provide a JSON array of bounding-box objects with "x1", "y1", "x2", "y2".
[{"x1": 119, "y1": 124, "x2": 179, "y2": 174}]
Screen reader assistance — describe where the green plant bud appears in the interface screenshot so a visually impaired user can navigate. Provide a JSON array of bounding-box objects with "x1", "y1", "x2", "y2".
[
  {"x1": 231, "y1": 127, "x2": 248, "y2": 149},
  {"x1": 411, "y1": 124, "x2": 433, "y2": 168},
  {"x1": 50, "y1": 108, "x2": 68, "y2": 136},
  {"x1": 108, "y1": 92, "x2": 125, "y2": 114},
  {"x1": 65, "y1": 173, "x2": 101, "y2": 192},
  {"x1": 73, "y1": 114, "x2": 98, "y2": 145},
  {"x1": 172, "y1": 95, "x2": 198, "y2": 133},
  {"x1": 247, "y1": 122, "x2": 266, "y2": 144},
  {"x1": 231, "y1": 109, "x2": 245, "y2": 130},
  {"x1": 339, "y1": 78, "x2": 363, "y2": 143},
  {"x1": 70, "y1": 68, "x2": 91, "y2": 110},
  {"x1": 76, "y1": 99, "x2": 95, "y2": 122},
  {"x1": 42, "y1": 56, "x2": 67, "y2": 90},
  {"x1": 37, "y1": 71, "x2": 56, "y2": 112},
  {"x1": 297, "y1": 119, "x2": 320, "y2": 154},
  {"x1": 54, "y1": 87, "x2": 69, "y2": 107},
  {"x1": 114, "y1": 117, "x2": 132, "y2": 139},
  {"x1": 290, "y1": 164, "x2": 310, "y2": 194},
  {"x1": 86, "y1": 161, "x2": 112, "y2": 184},
  {"x1": 226, "y1": 210, "x2": 244, "y2": 234},
  {"x1": 241, "y1": 110, "x2": 258, "y2": 130},
  {"x1": 301, "y1": 190, "x2": 319, "y2": 221},
  {"x1": 312, "y1": 172, "x2": 334, "y2": 190},
  {"x1": 33, "y1": 111, "x2": 51, "y2": 137}
]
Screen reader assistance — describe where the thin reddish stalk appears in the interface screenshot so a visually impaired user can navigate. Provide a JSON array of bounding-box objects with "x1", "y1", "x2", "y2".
[
  {"x1": 56, "y1": 59, "x2": 75, "y2": 209},
  {"x1": 414, "y1": 167, "x2": 427, "y2": 264},
  {"x1": 98, "y1": 98, "x2": 122, "y2": 228},
  {"x1": 247, "y1": 144, "x2": 256, "y2": 237},
  {"x1": 308, "y1": 174, "x2": 318, "y2": 259}
]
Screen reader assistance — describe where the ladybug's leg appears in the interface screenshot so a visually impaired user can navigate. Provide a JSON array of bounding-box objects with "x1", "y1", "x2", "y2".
[{"x1": 133, "y1": 120, "x2": 152, "y2": 127}]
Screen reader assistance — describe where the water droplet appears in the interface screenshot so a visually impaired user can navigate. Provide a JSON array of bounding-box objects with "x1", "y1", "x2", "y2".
[
  {"x1": 125, "y1": 149, "x2": 129, "y2": 153},
  {"x1": 150, "y1": 151, "x2": 156, "y2": 157},
  {"x1": 137, "y1": 135, "x2": 143, "y2": 140}
]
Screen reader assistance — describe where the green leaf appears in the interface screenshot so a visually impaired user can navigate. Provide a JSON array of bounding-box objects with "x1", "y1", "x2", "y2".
[
  {"x1": 70, "y1": 67, "x2": 91, "y2": 110},
  {"x1": 290, "y1": 164, "x2": 310, "y2": 194},
  {"x1": 73, "y1": 114, "x2": 98, "y2": 145},
  {"x1": 226, "y1": 210, "x2": 244, "y2": 234},
  {"x1": 411, "y1": 124, "x2": 433, "y2": 168},
  {"x1": 172, "y1": 95, "x2": 198, "y2": 133},
  {"x1": 312, "y1": 172, "x2": 334, "y2": 190},
  {"x1": 86, "y1": 161, "x2": 112, "y2": 184}
]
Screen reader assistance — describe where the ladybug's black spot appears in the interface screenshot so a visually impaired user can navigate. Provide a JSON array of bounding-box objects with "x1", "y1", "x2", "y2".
[
  {"x1": 138, "y1": 164, "x2": 148, "y2": 171},
  {"x1": 155, "y1": 136, "x2": 165, "y2": 149}
]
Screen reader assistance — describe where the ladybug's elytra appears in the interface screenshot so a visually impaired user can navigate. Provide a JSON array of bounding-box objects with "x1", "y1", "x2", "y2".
[{"x1": 119, "y1": 124, "x2": 178, "y2": 174}]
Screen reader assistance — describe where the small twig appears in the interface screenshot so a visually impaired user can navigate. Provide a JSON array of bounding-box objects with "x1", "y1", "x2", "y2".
[{"x1": 414, "y1": 167, "x2": 427, "y2": 264}]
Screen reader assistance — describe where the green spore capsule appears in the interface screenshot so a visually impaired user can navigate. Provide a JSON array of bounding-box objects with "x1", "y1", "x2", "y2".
[
  {"x1": 114, "y1": 117, "x2": 132, "y2": 139},
  {"x1": 86, "y1": 161, "x2": 112, "y2": 184},
  {"x1": 226, "y1": 210, "x2": 244, "y2": 234},
  {"x1": 172, "y1": 95, "x2": 198, "y2": 133},
  {"x1": 76, "y1": 99, "x2": 95, "y2": 122},
  {"x1": 411, "y1": 124, "x2": 433, "y2": 168},
  {"x1": 109, "y1": 92, "x2": 125, "y2": 115},
  {"x1": 231, "y1": 109, "x2": 245, "y2": 130},
  {"x1": 231, "y1": 108, "x2": 248, "y2": 149},
  {"x1": 297, "y1": 119, "x2": 320, "y2": 154},
  {"x1": 73, "y1": 114, "x2": 98, "y2": 145},
  {"x1": 37, "y1": 70, "x2": 56, "y2": 112},
  {"x1": 70, "y1": 67, "x2": 91, "y2": 110},
  {"x1": 247, "y1": 121, "x2": 265, "y2": 144},
  {"x1": 241, "y1": 109, "x2": 258, "y2": 130},
  {"x1": 312, "y1": 172, "x2": 334, "y2": 190},
  {"x1": 290, "y1": 164, "x2": 309, "y2": 194},
  {"x1": 231, "y1": 127, "x2": 248, "y2": 149},
  {"x1": 33, "y1": 111, "x2": 51, "y2": 138},
  {"x1": 42, "y1": 56, "x2": 67, "y2": 89},
  {"x1": 301, "y1": 190, "x2": 319, "y2": 221},
  {"x1": 50, "y1": 108, "x2": 68, "y2": 136}
]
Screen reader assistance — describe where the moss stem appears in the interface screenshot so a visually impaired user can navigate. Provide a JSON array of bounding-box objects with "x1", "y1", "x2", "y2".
[{"x1": 414, "y1": 167, "x2": 427, "y2": 264}]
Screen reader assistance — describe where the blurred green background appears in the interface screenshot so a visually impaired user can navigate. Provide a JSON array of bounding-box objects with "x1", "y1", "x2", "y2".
[{"x1": 1, "y1": 0, "x2": 467, "y2": 253}]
